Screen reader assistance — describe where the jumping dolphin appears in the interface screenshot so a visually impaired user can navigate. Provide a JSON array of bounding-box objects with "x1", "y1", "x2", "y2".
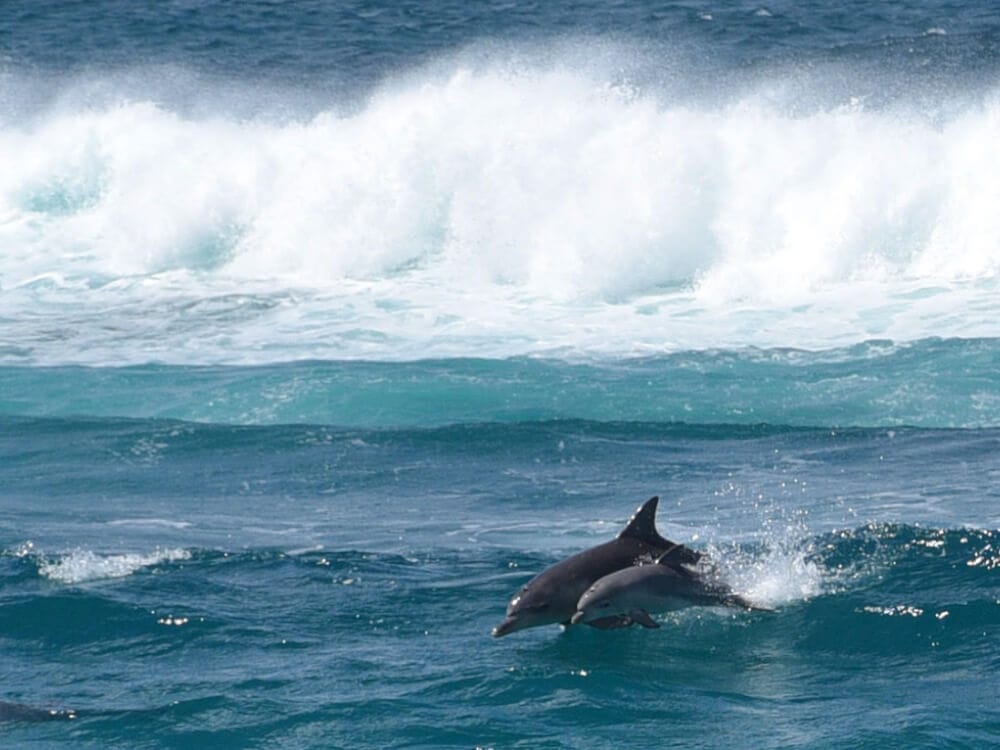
[
  {"x1": 492, "y1": 496, "x2": 701, "y2": 637},
  {"x1": 570, "y1": 549, "x2": 761, "y2": 629}
]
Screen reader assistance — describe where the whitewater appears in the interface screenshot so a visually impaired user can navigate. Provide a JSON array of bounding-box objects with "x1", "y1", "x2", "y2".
[{"x1": 3, "y1": 47, "x2": 1000, "y2": 365}]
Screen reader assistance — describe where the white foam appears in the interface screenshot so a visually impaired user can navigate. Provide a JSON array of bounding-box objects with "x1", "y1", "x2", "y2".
[
  {"x1": 710, "y1": 526, "x2": 827, "y2": 609},
  {"x1": 106, "y1": 519, "x2": 193, "y2": 529},
  {"x1": 726, "y1": 543, "x2": 825, "y2": 609},
  {"x1": 38, "y1": 548, "x2": 191, "y2": 584},
  {"x1": 2, "y1": 58, "x2": 1000, "y2": 364}
]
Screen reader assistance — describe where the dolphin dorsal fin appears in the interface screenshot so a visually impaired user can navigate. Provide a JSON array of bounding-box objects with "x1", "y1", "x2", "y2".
[
  {"x1": 617, "y1": 496, "x2": 666, "y2": 544},
  {"x1": 618, "y1": 496, "x2": 704, "y2": 566}
]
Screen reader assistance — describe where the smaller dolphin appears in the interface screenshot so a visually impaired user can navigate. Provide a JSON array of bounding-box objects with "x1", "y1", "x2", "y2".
[
  {"x1": 492, "y1": 496, "x2": 701, "y2": 637},
  {"x1": 571, "y1": 551, "x2": 763, "y2": 629}
]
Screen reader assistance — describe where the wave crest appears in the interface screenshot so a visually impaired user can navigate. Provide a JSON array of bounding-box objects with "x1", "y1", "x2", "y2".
[
  {"x1": 4, "y1": 67, "x2": 1000, "y2": 299},
  {"x1": 37, "y1": 548, "x2": 191, "y2": 584},
  {"x1": 3, "y1": 61, "x2": 1000, "y2": 362}
]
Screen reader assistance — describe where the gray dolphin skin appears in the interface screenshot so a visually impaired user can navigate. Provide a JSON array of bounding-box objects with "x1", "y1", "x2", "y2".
[
  {"x1": 492, "y1": 496, "x2": 701, "y2": 637},
  {"x1": 570, "y1": 550, "x2": 759, "y2": 629},
  {"x1": 0, "y1": 700, "x2": 76, "y2": 722}
]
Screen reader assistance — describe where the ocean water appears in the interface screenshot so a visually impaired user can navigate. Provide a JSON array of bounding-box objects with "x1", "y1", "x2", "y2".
[{"x1": 2, "y1": 1, "x2": 1000, "y2": 748}]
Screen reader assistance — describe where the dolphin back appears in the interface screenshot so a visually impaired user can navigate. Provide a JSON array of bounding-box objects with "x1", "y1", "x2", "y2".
[{"x1": 0, "y1": 701, "x2": 76, "y2": 722}]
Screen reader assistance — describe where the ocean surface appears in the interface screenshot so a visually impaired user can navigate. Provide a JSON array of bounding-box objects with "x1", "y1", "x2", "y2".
[{"x1": 2, "y1": 1, "x2": 1000, "y2": 747}]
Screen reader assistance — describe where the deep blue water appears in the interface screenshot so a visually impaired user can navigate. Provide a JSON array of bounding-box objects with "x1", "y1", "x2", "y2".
[{"x1": 2, "y1": 1, "x2": 1000, "y2": 748}]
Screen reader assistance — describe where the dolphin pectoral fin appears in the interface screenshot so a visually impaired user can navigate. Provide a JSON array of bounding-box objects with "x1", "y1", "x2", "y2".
[
  {"x1": 629, "y1": 610, "x2": 660, "y2": 629},
  {"x1": 585, "y1": 615, "x2": 633, "y2": 630}
]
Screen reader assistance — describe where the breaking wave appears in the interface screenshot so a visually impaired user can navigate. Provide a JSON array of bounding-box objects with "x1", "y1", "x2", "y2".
[
  {"x1": 2, "y1": 55, "x2": 1000, "y2": 363},
  {"x1": 36, "y1": 548, "x2": 191, "y2": 584}
]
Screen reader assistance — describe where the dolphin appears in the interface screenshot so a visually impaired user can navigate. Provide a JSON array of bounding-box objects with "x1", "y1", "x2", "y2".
[
  {"x1": 0, "y1": 700, "x2": 76, "y2": 722},
  {"x1": 492, "y1": 496, "x2": 701, "y2": 637},
  {"x1": 570, "y1": 550, "x2": 762, "y2": 629}
]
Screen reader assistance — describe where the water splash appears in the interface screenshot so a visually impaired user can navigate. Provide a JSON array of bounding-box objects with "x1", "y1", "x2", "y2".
[
  {"x1": 37, "y1": 548, "x2": 191, "y2": 584},
  {"x1": 711, "y1": 535, "x2": 826, "y2": 610}
]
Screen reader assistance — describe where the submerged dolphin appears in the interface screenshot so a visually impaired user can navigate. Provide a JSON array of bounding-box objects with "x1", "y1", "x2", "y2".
[
  {"x1": 492, "y1": 496, "x2": 701, "y2": 637},
  {"x1": 0, "y1": 700, "x2": 76, "y2": 722},
  {"x1": 571, "y1": 550, "x2": 761, "y2": 629}
]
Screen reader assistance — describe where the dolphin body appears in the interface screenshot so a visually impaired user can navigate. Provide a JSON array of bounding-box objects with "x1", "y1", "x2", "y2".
[
  {"x1": 492, "y1": 496, "x2": 701, "y2": 637},
  {"x1": 0, "y1": 700, "x2": 76, "y2": 722},
  {"x1": 571, "y1": 550, "x2": 760, "y2": 629}
]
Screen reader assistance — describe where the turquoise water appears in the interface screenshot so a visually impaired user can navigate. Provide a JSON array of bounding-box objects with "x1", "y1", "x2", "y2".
[
  {"x1": 3, "y1": 1, "x2": 1000, "y2": 748},
  {"x1": 3, "y1": 339, "x2": 1000, "y2": 428}
]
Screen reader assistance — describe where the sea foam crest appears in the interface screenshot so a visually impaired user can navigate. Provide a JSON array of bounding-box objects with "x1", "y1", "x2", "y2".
[
  {"x1": 38, "y1": 548, "x2": 191, "y2": 584},
  {"x1": 3, "y1": 62, "x2": 1000, "y2": 363},
  {"x1": 2, "y1": 65, "x2": 1000, "y2": 302}
]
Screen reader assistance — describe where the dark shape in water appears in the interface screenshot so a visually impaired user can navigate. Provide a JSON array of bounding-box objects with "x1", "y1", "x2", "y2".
[
  {"x1": 492, "y1": 496, "x2": 702, "y2": 637},
  {"x1": 0, "y1": 700, "x2": 76, "y2": 722}
]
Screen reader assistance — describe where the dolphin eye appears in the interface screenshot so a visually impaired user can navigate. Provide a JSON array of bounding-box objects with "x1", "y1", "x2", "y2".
[{"x1": 599, "y1": 601, "x2": 611, "y2": 608}]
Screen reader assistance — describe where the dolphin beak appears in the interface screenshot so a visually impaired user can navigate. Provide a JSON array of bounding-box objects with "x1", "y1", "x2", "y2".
[
  {"x1": 491, "y1": 616, "x2": 518, "y2": 638},
  {"x1": 570, "y1": 611, "x2": 585, "y2": 625}
]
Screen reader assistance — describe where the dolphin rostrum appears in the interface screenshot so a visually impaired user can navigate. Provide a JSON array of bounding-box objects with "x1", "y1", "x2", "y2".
[
  {"x1": 570, "y1": 549, "x2": 762, "y2": 629},
  {"x1": 492, "y1": 496, "x2": 701, "y2": 637}
]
